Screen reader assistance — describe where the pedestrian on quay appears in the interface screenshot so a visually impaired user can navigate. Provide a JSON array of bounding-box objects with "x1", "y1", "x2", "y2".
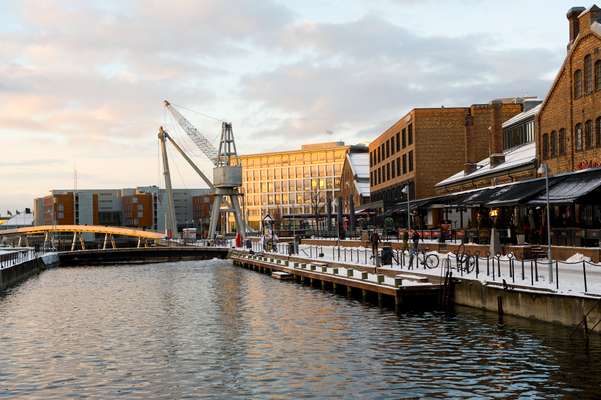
[
  {"x1": 370, "y1": 230, "x2": 380, "y2": 268},
  {"x1": 408, "y1": 229, "x2": 421, "y2": 268}
]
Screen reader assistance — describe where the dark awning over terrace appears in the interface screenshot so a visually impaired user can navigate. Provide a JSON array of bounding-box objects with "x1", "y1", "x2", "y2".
[{"x1": 528, "y1": 169, "x2": 601, "y2": 205}]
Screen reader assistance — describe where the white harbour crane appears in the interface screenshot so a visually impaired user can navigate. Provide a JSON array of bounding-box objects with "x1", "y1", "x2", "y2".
[{"x1": 158, "y1": 100, "x2": 246, "y2": 240}]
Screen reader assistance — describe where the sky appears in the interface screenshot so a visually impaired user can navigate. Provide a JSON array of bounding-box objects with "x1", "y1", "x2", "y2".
[{"x1": 0, "y1": 0, "x2": 587, "y2": 212}]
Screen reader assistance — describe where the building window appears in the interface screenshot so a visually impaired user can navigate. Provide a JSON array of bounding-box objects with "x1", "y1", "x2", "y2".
[
  {"x1": 595, "y1": 60, "x2": 601, "y2": 90},
  {"x1": 585, "y1": 120, "x2": 594, "y2": 149},
  {"x1": 402, "y1": 128, "x2": 406, "y2": 148},
  {"x1": 575, "y1": 123, "x2": 583, "y2": 151},
  {"x1": 408, "y1": 150, "x2": 414, "y2": 171},
  {"x1": 402, "y1": 154, "x2": 407, "y2": 174},
  {"x1": 574, "y1": 69, "x2": 583, "y2": 98},
  {"x1": 391, "y1": 136, "x2": 396, "y2": 154},
  {"x1": 391, "y1": 159, "x2": 396, "y2": 178},
  {"x1": 369, "y1": 152, "x2": 373, "y2": 167},
  {"x1": 408, "y1": 124, "x2": 413, "y2": 145},
  {"x1": 386, "y1": 163, "x2": 391, "y2": 180},
  {"x1": 396, "y1": 157, "x2": 401, "y2": 176},
  {"x1": 386, "y1": 140, "x2": 390, "y2": 158},
  {"x1": 377, "y1": 147, "x2": 381, "y2": 163},
  {"x1": 396, "y1": 132, "x2": 400, "y2": 151},
  {"x1": 596, "y1": 117, "x2": 601, "y2": 148},
  {"x1": 542, "y1": 133, "x2": 549, "y2": 160},
  {"x1": 559, "y1": 128, "x2": 566, "y2": 155},
  {"x1": 584, "y1": 55, "x2": 593, "y2": 94},
  {"x1": 550, "y1": 130, "x2": 557, "y2": 158}
]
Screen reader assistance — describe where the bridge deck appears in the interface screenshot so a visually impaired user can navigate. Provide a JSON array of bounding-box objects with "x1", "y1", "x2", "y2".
[{"x1": 0, "y1": 225, "x2": 164, "y2": 240}]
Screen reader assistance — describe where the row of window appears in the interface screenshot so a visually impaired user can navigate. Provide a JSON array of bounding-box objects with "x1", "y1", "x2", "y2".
[
  {"x1": 503, "y1": 119, "x2": 535, "y2": 150},
  {"x1": 369, "y1": 123, "x2": 413, "y2": 167},
  {"x1": 245, "y1": 190, "x2": 340, "y2": 207},
  {"x1": 241, "y1": 150, "x2": 345, "y2": 167},
  {"x1": 243, "y1": 164, "x2": 343, "y2": 181},
  {"x1": 370, "y1": 151, "x2": 414, "y2": 186},
  {"x1": 542, "y1": 117, "x2": 601, "y2": 159},
  {"x1": 244, "y1": 178, "x2": 341, "y2": 193},
  {"x1": 573, "y1": 54, "x2": 601, "y2": 98}
]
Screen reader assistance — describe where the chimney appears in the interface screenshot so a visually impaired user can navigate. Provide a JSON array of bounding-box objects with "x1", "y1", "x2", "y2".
[
  {"x1": 567, "y1": 7, "x2": 586, "y2": 50},
  {"x1": 489, "y1": 100, "x2": 503, "y2": 155},
  {"x1": 464, "y1": 109, "x2": 477, "y2": 174},
  {"x1": 488, "y1": 101, "x2": 505, "y2": 169}
]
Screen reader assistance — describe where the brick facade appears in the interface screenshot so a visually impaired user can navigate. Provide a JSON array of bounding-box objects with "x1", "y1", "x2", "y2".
[
  {"x1": 369, "y1": 103, "x2": 522, "y2": 202},
  {"x1": 538, "y1": 6, "x2": 601, "y2": 175}
]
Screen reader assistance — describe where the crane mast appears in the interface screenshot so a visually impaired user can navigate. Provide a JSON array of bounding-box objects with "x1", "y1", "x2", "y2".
[{"x1": 160, "y1": 101, "x2": 246, "y2": 241}]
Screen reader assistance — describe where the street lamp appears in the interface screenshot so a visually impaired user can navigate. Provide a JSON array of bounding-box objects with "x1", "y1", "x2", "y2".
[
  {"x1": 402, "y1": 185, "x2": 411, "y2": 233},
  {"x1": 537, "y1": 163, "x2": 553, "y2": 284}
]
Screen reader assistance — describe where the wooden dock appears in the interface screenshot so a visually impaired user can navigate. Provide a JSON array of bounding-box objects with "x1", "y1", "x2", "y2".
[{"x1": 230, "y1": 250, "x2": 442, "y2": 311}]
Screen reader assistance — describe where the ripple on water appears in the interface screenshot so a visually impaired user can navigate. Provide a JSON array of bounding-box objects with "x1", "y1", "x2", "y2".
[{"x1": 0, "y1": 259, "x2": 599, "y2": 399}]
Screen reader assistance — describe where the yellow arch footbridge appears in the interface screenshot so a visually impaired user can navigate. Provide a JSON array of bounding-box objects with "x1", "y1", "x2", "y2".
[{"x1": 0, "y1": 225, "x2": 165, "y2": 250}]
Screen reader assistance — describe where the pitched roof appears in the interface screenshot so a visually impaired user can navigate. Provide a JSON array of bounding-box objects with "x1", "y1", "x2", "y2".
[{"x1": 436, "y1": 142, "x2": 537, "y2": 187}]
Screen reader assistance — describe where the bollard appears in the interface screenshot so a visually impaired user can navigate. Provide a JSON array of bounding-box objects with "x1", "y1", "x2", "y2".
[
  {"x1": 555, "y1": 260, "x2": 559, "y2": 290},
  {"x1": 530, "y1": 260, "x2": 534, "y2": 286},
  {"x1": 583, "y1": 261, "x2": 588, "y2": 293},
  {"x1": 534, "y1": 260, "x2": 539, "y2": 282}
]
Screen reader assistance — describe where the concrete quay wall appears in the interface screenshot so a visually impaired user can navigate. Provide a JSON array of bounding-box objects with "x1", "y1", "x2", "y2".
[
  {"x1": 0, "y1": 256, "x2": 58, "y2": 290},
  {"x1": 453, "y1": 280, "x2": 601, "y2": 334}
]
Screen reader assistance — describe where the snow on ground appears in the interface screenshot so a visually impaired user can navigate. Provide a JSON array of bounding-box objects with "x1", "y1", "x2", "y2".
[{"x1": 246, "y1": 242, "x2": 601, "y2": 298}]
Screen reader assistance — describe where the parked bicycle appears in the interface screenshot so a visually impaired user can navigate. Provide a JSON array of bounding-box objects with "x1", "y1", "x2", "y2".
[{"x1": 409, "y1": 249, "x2": 440, "y2": 269}]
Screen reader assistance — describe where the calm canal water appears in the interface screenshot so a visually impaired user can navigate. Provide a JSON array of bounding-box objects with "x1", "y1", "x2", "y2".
[{"x1": 1, "y1": 259, "x2": 600, "y2": 399}]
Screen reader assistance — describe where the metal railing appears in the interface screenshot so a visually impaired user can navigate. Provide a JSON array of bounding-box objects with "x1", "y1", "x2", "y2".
[{"x1": 0, "y1": 249, "x2": 37, "y2": 269}]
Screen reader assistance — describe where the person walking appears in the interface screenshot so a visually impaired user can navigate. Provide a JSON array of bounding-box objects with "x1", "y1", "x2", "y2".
[
  {"x1": 370, "y1": 230, "x2": 380, "y2": 269},
  {"x1": 408, "y1": 229, "x2": 420, "y2": 269}
]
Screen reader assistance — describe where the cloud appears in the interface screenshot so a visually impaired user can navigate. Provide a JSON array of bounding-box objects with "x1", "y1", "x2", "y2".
[
  {"x1": 0, "y1": 1, "x2": 567, "y2": 211},
  {"x1": 238, "y1": 14, "x2": 561, "y2": 148}
]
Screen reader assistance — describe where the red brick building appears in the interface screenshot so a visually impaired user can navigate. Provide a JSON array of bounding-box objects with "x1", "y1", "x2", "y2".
[
  {"x1": 538, "y1": 5, "x2": 601, "y2": 174},
  {"x1": 368, "y1": 101, "x2": 523, "y2": 210}
]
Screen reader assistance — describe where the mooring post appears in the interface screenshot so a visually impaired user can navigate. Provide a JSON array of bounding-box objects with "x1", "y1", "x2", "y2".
[
  {"x1": 361, "y1": 289, "x2": 367, "y2": 302},
  {"x1": 395, "y1": 292, "x2": 402, "y2": 313},
  {"x1": 347, "y1": 285, "x2": 352, "y2": 298},
  {"x1": 103, "y1": 233, "x2": 108, "y2": 250},
  {"x1": 497, "y1": 296, "x2": 504, "y2": 322},
  {"x1": 377, "y1": 293, "x2": 383, "y2": 308}
]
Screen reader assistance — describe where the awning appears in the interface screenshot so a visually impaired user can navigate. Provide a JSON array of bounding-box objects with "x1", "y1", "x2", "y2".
[
  {"x1": 528, "y1": 170, "x2": 601, "y2": 204},
  {"x1": 355, "y1": 200, "x2": 384, "y2": 214},
  {"x1": 486, "y1": 178, "x2": 547, "y2": 207}
]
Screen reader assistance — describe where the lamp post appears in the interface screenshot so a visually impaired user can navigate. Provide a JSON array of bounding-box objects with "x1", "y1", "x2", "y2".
[
  {"x1": 402, "y1": 185, "x2": 411, "y2": 233},
  {"x1": 537, "y1": 163, "x2": 553, "y2": 283}
]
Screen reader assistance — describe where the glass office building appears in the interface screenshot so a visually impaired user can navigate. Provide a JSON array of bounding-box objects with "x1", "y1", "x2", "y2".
[{"x1": 237, "y1": 142, "x2": 349, "y2": 231}]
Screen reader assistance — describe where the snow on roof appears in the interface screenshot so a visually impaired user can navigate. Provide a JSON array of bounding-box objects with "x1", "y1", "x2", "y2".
[
  {"x1": 356, "y1": 181, "x2": 370, "y2": 197},
  {"x1": 3, "y1": 213, "x2": 34, "y2": 227},
  {"x1": 437, "y1": 142, "x2": 537, "y2": 187},
  {"x1": 348, "y1": 152, "x2": 369, "y2": 179},
  {"x1": 593, "y1": 21, "x2": 601, "y2": 36},
  {"x1": 502, "y1": 104, "x2": 541, "y2": 128}
]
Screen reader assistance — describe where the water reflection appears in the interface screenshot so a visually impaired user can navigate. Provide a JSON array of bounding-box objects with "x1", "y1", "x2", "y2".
[{"x1": 0, "y1": 260, "x2": 599, "y2": 399}]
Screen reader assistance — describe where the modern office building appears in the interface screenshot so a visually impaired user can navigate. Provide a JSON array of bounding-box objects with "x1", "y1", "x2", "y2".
[
  {"x1": 33, "y1": 186, "x2": 211, "y2": 234},
  {"x1": 237, "y1": 142, "x2": 349, "y2": 231}
]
